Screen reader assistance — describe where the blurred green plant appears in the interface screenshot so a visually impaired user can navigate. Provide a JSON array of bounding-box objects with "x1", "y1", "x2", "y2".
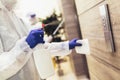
[{"x1": 39, "y1": 11, "x2": 63, "y2": 42}]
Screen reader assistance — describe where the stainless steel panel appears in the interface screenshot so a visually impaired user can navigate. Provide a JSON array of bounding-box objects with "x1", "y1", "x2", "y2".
[{"x1": 99, "y1": 4, "x2": 115, "y2": 53}]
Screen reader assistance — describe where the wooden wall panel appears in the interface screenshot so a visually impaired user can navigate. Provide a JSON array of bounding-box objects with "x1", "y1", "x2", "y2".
[
  {"x1": 106, "y1": 0, "x2": 120, "y2": 54},
  {"x1": 78, "y1": 1, "x2": 120, "y2": 68},
  {"x1": 87, "y1": 55, "x2": 120, "y2": 80},
  {"x1": 75, "y1": 0, "x2": 104, "y2": 15},
  {"x1": 76, "y1": 0, "x2": 120, "y2": 79}
]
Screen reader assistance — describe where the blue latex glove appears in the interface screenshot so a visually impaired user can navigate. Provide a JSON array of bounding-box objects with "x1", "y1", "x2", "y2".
[
  {"x1": 26, "y1": 29, "x2": 45, "y2": 48},
  {"x1": 69, "y1": 38, "x2": 82, "y2": 49}
]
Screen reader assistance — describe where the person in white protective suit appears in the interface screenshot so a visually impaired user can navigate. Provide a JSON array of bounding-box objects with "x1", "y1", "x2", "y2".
[
  {"x1": 26, "y1": 12, "x2": 45, "y2": 30},
  {"x1": 25, "y1": 12, "x2": 83, "y2": 79},
  {"x1": 0, "y1": 1, "x2": 82, "y2": 80},
  {"x1": 0, "y1": 28, "x2": 82, "y2": 79}
]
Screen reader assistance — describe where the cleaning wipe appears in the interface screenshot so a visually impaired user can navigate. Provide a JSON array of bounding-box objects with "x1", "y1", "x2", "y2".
[{"x1": 75, "y1": 39, "x2": 90, "y2": 55}]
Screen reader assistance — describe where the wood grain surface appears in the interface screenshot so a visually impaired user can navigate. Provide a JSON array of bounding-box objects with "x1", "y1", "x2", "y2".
[{"x1": 75, "y1": 0, "x2": 120, "y2": 79}]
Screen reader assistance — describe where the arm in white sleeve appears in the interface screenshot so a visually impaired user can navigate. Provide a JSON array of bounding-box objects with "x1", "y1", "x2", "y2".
[
  {"x1": 44, "y1": 41, "x2": 72, "y2": 56},
  {"x1": 0, "y1": 37, "x2": 32, "y2": 72}
]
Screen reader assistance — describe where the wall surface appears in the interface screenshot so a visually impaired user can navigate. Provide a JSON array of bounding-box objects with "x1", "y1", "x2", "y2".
[
  {"x1": 75, "y1": 0, "x2": 120, "y2": 80},
  {"x1": 60, "y1": 0, "x2": 89, "y2": 78}
]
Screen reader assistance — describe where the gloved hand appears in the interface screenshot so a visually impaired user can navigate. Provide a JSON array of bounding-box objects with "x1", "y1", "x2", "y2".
[
  {"x1": 69, "y1": 38, "x2": 82, "y2": 49},
  {"x1": 26, "y1": 29, "x2": 45, "y2": 48}
]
